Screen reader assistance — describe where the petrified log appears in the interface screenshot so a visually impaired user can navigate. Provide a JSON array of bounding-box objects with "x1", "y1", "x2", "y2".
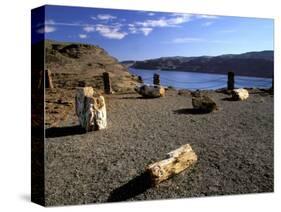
[
  {"x1": 147, "y1": 144, "x2": 197, "y2": 186},
  {"x1": 232, "y1": 88, "x2": 249, "y2": 101},
  {"x1": 75, "y1": 87, "x2": 107, "y2": 132},
  {"x1": 192, "y1": 94, "x2": 218, "y2": 113},
  {"x1": 135, "y1": 84, "x2": 165, "y2": 98}
]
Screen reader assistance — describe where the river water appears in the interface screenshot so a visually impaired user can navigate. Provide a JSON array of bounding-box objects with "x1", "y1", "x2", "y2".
[{"x1": 129, "y1": 68, "x2": 272, "y2": 90}]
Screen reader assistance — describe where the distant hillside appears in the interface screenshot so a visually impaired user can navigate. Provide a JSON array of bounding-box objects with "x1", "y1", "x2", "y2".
[
  {"x1": 33, "y1": 40, "x2": 139, "y2": 92},
  {"x1": 123, "y1": 51, "x2": 273, "y2": 78}
]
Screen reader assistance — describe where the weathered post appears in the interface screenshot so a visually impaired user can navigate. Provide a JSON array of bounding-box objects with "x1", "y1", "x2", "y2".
[
  {"x1": 153, "y1": 73, "x2": 160, "y2": 85},
  {"x1": 45, "y1": 69, "x2": 54, "y2": 89},
  {"x1": 138, "y1": 76, "x2": 143, "y2": 83},
  {"x1": 78, "y1": 80, "x2": 86, "y2": 87},
  {"x1": 103, "y1": 72, "x2": 112, "y2": 94},
  {"x1": 227, "y1": 71, "x2": 235, "y2": 90}
]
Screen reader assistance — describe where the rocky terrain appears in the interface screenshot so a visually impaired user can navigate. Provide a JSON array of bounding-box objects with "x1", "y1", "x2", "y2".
[{"x1": 123, "y1": 50, "x2": 274, "y2": 78}]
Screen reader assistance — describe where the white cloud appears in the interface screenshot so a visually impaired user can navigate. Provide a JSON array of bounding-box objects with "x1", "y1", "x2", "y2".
[
  {"x1": 202, "y1": 21, "x2": 214, "y2": 27},
  {"x1": 42, "y1": 20, "x2": 86, "y2": 27},
  {"x1": 45, "y1": 19, "x2": 55, "y2": 25},
  {"x1": 126, "y1": 14, "x2": 192, "y2": 37},
  {"x1": 37, "y1": 25, "x2": 56, "y2": 34},
  {"x1": 169, "y1": 14, "x2": 192, "y2": 25},
  {"x1": 172, "y1": 37, "x2": 205, "y2": 43},
  {"x1": 97, "y1": 14, "x2": 117, "y2": 20},
  {"x1": 135, "y1": 13, "x2": 192, "y2": 28},
  {"x1": 83, "y1": 26, "x2": 95, "y2": 32},
  {"x1": 147, "y1": 12, "x2": 155, "y2": 16},
  {"x1": 128, "y1": 24, "x2": 153, "y2": 36},
  {"x1": 196, "y1": 14, "x2": 219, "y2": 19},
  {"x1": 128, "y1": 26, "x2": 138, "y2": 34},
  {"x1": 96, "y1": 25, "x2": 127, "y2": 39},
  {"x1": 79, "y1": 34, "x2": 88, "y2": 39},
  {"x1": 135, "y1": 18, "x2": 168, "y2": 27},
  {"x1": 139, "y1": 27, "x2": 153, "y2": 36}
]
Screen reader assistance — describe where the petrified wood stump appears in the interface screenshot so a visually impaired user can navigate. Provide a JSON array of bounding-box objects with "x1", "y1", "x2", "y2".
[
  {"x1": 135, "y1": 84, "x2": 165, "y2": 98},
  {"x1": 75, "y1": 87, "x2": 107, "y2": 132},
  {"x1": 147, "y1": 144, "x2": 197, "y2": 186},
  {"x1": 192, "y1": 94, "x2": 218, "y2": 113},
  {"x1": 232, "y1": 88, "x2": 249, "y2": 101}
]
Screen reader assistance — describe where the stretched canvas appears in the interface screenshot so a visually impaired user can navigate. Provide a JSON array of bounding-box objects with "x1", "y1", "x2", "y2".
[{"x1": 31, "y1": 5, "x2": 274, "y2": 206}]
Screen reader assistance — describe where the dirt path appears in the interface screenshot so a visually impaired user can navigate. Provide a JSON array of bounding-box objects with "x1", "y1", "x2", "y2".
[{"x1": 45, "y1": 89, "x2": 273, "y2": 206}]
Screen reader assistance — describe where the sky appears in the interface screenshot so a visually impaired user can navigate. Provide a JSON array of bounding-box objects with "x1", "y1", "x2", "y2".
[{"x1": 32, "y1": 5, "x2": 274, "y2": 61}]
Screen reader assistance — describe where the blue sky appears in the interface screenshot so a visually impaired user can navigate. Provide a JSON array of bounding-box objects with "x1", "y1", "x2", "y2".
[{"x1": 32, "y1": 5, "x2": 274, "y2": 61}]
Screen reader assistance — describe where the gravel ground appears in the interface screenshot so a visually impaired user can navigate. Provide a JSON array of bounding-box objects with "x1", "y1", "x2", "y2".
[{"x1": 45, "y1": 89, "x2": 273, "y2": 206}]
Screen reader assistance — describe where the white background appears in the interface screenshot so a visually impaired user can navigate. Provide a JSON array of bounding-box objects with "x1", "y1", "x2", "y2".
[{"x1": 0, "y1": 0, "x2": 280, "y2": 211}]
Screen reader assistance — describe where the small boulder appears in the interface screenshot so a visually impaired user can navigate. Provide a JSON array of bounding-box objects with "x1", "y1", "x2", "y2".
[
  {"x1": 232, "y1": 88, "x2": 249, "y2": 101},
  {"x1": 192, "y1": 94, "x2": 218, "y2": 113},
  {"x1": 135, "y1": 84, "x2": 165, "y2": 98}
]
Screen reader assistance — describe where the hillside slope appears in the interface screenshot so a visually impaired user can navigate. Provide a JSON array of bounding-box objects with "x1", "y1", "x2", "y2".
[{"x1": 39, "y1": 40, "x2": 139, "y2": 92}]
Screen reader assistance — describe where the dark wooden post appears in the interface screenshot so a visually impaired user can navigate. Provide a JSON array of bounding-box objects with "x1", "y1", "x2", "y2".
[
  {"x1": 138, "y1": 76, "x2": 143, "y2": 83},
  {"x1": 153, "y1": 73, "x2": 160, "y2": 85},
  {"x1": 45, "y1": 69, "x2": 54, "y2": 89},
  {"x1": 227, "y1": 71, "x2": 235, "y2": 90},
  {"x1": 103, "y1": 72, "x2": 112, "y2": 94},
  {"x1": 78, "y1": 80, "x2": 86, "y2": 87}
]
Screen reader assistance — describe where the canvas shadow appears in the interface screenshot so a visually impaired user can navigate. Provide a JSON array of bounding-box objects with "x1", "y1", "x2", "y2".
[
  {"x1": 45, "y1": 125, "x2": 85, "y2": 138},
  {"x1": 173, "y1": 108, "x2": 211, "y2": 115},
  {"x1": 107, "y1": 171, "x2": 152, "y2": 202}
]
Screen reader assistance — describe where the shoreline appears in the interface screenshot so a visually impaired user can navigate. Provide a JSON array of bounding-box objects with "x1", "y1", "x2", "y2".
[{"x1": 129, "y1": 67, "x2": 273, "y2": 79}]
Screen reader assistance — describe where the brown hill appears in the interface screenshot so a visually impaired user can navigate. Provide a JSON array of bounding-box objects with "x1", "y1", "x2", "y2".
[
  {"x1": 33, "y1": 40, "x2": 139, "y2": 127},
  {"x1": 44, "y1": 40, "x2": 139, "y2": 92}
]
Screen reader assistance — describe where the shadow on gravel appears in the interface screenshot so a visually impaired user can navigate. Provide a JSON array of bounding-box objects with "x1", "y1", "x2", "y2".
[
  {"x1": 46, "y1": 125, "x2": 85, "y2": 138},
  {"x1": 107, "y1": 171, "x2": 152, "y2": 202},
  {"x1": 121, "y1": 96, "x2": 160, "y2": 100},
  {"x1": 173, "y1": 108, "x2": 210, "y2": 115},
  {"x1": 221, "y1": 97, "x2": 236, "y2": 101},
  {"x1": 121, "y1": 96, "x2": 144, "y2": 100}
]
